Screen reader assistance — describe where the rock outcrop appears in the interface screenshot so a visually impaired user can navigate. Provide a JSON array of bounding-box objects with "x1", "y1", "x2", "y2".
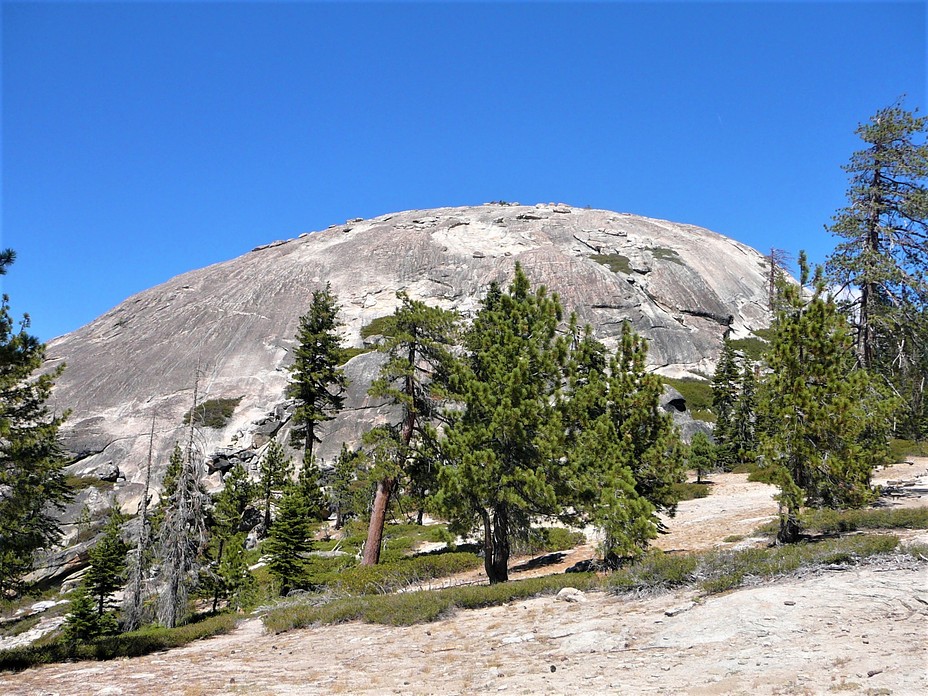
[{"x1": 47, "y1": 204, "x2": 772, "y2": 508}]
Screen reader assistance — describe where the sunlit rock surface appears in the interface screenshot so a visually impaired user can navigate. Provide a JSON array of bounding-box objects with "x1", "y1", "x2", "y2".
[{"x1": 48, "y1": 204, "x2": 772, "y2": 506}]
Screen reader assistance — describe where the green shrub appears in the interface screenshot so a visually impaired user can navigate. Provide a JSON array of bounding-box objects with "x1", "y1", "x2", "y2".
[
  {"x1": 0, "y1": 612, "x2": 238, "y2": 672},
  {"x1": 650, "y1": 247, "x2": 684, "y2": 265},
  {"x1": 672, "y1": 481, "x2": 712, "y2": 501},
  {"x1": 360, "y1": 316, "x2": 395, "y2": 339},
  {"x1": 889, "y1": 438, "x2": 928, "y2": 460},
  {"x1": 328, "y1": 552, "x2": 481, "y2": 595},
  {"x1": 63, "y1": 475, "x2": 115, "y2": 491},
  {"x1": 262, "y1": 572, "x2": 598, "y2": 633},
  {"x1": 590, "y1": 253, "x2": 632, "y2": 274},
  {"x1": 608, "y1": 551, "x2": 698, "y2": 592},
  {"x1": 184, "y1": 397, "x2": 242, "y2": 429},
  {"x1": 339, "y1": 346, "x2": 372, "y2": 363},
  {"x1": 799, "y1": 507, "x2": 928, "y2": 534},
  {"x1": 511, "y1": 527, "x2": 586, "y2": 556},
  {"x1": 607, "y1": 534, "x2": 905, "y2": 598},
  {"x1": 728, "y1": 336, "x2": 770, "y2": 362}
]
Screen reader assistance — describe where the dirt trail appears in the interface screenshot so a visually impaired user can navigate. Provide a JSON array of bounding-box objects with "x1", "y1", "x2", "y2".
[{"x1": 4, "y1": 461, "x2": 927, "y2": 696}]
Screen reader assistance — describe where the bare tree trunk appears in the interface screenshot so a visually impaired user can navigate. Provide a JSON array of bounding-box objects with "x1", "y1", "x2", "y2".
[
  {"x1": 361, "y1": 477, "x2": 394, "y2": 565},
  {"x1": 361, "y1": 343, "x2": 418, "y2": 565},
  {"x1": 483, "y1": 505, "x2": 509, "y2": 584},
  {"x1": 123, "y1": 413, "x2": 154, "y2": 631}
]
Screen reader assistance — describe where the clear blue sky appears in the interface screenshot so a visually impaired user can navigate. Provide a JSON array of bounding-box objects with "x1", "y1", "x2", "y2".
[{"x1": 2, "y1": 1, "x2": 925, "y2": 341}]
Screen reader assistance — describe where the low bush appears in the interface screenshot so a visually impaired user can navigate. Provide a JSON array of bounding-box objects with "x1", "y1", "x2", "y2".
[
  {"x1": 889, "y1": 438, "x2": 928, "y2": 460},
  {"x1": 590, "y1": 253, "x2": 632, "y2": 275},
  {"x1": 608, "y1": 534, "x2": 903, "y2": 598},
  {"x1": 360, "y1": 316, "x2": 395, "y2": 339},
  {"x1": 326, "y1": 552, "x2": 481, "y2": 595},
  {"x1": 672, "y1": 481, "x2": 712, "y2": 501},
  {"x1": 184, "y1": 397, "x2": 242, "y2": 429},
  {"x1": 0, "y1": 612, "x2": 238, "y2": 672},
  {"x1": 262, "y1": 572, "x2": 598, "y2": 633},
  {"x1": 799, "y1": 507, "x2": 928, "y2": 534}
]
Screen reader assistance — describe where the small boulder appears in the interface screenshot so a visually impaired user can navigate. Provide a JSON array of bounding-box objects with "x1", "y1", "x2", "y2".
[{"x1": 556, "y1": 587, "x2": 587, "y2": 603}]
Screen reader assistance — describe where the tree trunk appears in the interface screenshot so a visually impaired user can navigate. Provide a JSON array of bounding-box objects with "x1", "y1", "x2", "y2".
[
  {"x1": 483, "y1": 505, "x2": 509, "y2": 584},
  {"x1": 777, "y1": 508, "x2": 801, "y2": 544},
  {"x1": 361, "y1": 477, "x2": 394, "y2": 565}
]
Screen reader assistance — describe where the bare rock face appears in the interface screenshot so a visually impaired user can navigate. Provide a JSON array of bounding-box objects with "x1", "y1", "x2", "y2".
[{"x1": 47, "y1": 204, "x2": 772, "y2": 508}]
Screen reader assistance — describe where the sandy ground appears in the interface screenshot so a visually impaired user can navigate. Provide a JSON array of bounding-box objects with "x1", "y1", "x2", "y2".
[{"x1": 3, "y1": 461, "x2": 927, "y2": 696}]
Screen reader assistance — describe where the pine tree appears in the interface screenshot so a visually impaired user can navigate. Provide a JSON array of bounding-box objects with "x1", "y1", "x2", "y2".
[
  {"x1": 330, "y1": 444, "x2": 367, "y2": 529},
  {"x1": 264, "y1": 484, "x2": 312, "y2": 595},
  {"x1": 288, "y1": 284, "x2": 347, "y2": 463},
  {"x1": 361, "y1": 293, "x2": 458, "y2": 565},
  {"x1": 296, "y1": 456, "x2": 329, "y2": 522},
  {"x1": 711, "y1": 338, "x2": 740, "y2": 470},
  {"x1": 759, "y1": 253, "x2": 896, "y2": 543},
  {"x1": 766, "y1": 247, "x2": 793, "y2": 311},
  {"x1": 215, "y1": 533, "x2": 254, "y2": 611},
  {"x1": 84, "y1": 508, "x2": 128, "y2": 619},
  {"x1": 0, "y1": 250, "x2": 73, "y2": 599},
  {"x1": 826, "y1": 101, "x2": 928, "y2": 437},
  {"x1": 605, "y1": 323, "x2": 686, "y2": 518},
  {"x1": 688, "y1": 431, "x2": 715, "y2": 484},
  {"x1": 559, "y1": 320, "x2": 684, "y2": 563},
  {"x1": 437, "y1": 266, "x2": 569, "y2": 583},
  {"x1": 258, "y1": 440, "x2": 292, "y2": 533},
  {"x1": 730, "y1": 360, "x2": 758, "y2": 467},
  {"x1": 63, "y1": 584, "x2": 117, "y2": 643},
  {"x1": 201, "y1": 463, "x2": 255, "y2": 612}
]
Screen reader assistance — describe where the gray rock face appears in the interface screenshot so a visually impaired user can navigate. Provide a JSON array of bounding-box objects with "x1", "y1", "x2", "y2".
[{"x1": 47, "y1": 204, "x2": 772, "y2": 508}]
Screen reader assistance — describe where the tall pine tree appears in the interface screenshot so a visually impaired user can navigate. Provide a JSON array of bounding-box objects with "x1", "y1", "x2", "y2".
[
  {"x1": 288, "y1": 284, "x2": 347, "y2": 463},
  {"x1": 711, "y1": 338, "x2": 740, "y2": 470},
  {"x1": 361, "y1": 293, "x2": 458, "y2": 565},
  {"x1": 84, "y1": 508, "x2": 128, "y2": 619},
  {"x1": 826, "y1": 101, "x2": 928, "y2": 437},
  {"x1": 258, "y1": 440, "x2": 292, "y2": 533},
  {"x1": 0, "y1": 250, "x2": 72, "y2": 599},
  {"x1": 437, "y1": 266, "x2": 569, "y2": 583},
  {"x1": 760, "y1": 253, "x2": 896, "y2": 543}
]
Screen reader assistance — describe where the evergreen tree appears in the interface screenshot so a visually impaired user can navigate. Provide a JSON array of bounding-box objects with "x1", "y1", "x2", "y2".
[
  {"x1": 330, "y1": 444, "x2": 367, "y2": 529},
  {"x1": 63, "y1": 584, "x2": 117, "y2": 643},
  {"x1": 766, "y1": 247, "x2": 793, "y2": 311},
  {"x1": 264, "y1": 484, "x2": 312, "y2": 595},
  {"x1": 759, "y1": 253, "x2": 896, "y2": 543},
  {"x1": 826, "y1": 101, "x2": 928, "y2": 437},
  {"x1": 710, "y1": 338, "x2": 740, "y2": 470},
  {"x1": 213, "y1": 462, "x2": 253, "y2": 534},
  {"x1": 730, "y1": 360, "x2": 758, "y2": 467},
  {"x1": 258, "y1": 440, "x2": 292, "y2": 533},
  {"x1": 688, "y1": 431, "x2": 715, "y2": 484},
  {"x1": 296, "y1": 456, "x2": 329, "y2": 521},
  {"x1": 361, "y1": 293, "x2": 458, "y2": 565},
  {"x1": 0, "y1": 251, "x2": 72, "y2": 599},
  {"x1": 605, "y1": 323, "x2": 686, "y2": 517},
  {"x1": 201, "y1": 463, "x2": 255, "y2": 612},
  {"x1": 437, "y1": 266, "x2": 569, "y2": 583},
  {"x1": 560, "y1": 320, "x2": 685, "y2": 562},
  {"x1": 215, "y1": 533, "x2": 254, "y2": 611},
  {"x1": 84, "y1": 508, "x2": 128, "y2": 618},
  {"x1": 288, "y1": 284, "x2": 347, "y2": 463}
]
